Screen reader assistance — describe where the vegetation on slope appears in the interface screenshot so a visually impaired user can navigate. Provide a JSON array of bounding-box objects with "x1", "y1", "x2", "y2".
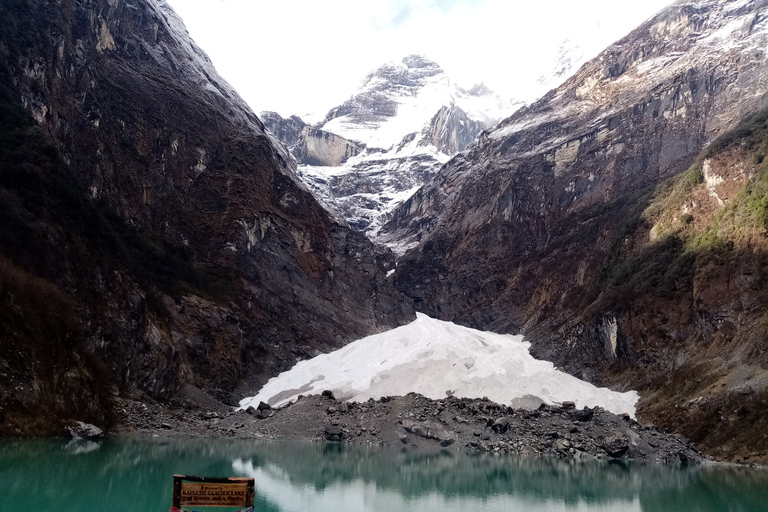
[{"x1": 587, "y1": 105, "x2": 768, "y2": 463}]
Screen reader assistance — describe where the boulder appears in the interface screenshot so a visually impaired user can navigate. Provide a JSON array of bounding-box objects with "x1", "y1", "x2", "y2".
[
  {"x1": 257, "y1": 409, "x2": 274, "y2": 420},
  {"x1": 65, "y1": 421, "x2": 103, "y2": 440},
  {"x1": 572, "y1": 407, "x2": 594, "y2": 422},
  {"x1": 602, "y1": 436, "x2": 629, "y2": 458},
  {"x1": 401, "y1": 420, "x2": 455, "y2": 445},
  {"x1": 325, "y1": 425, "x2": 344, "y2": 442},
  {"x1": 491, "y1": 417, "x2": 511, "y2": 434},
  {"x1": 508, "y1": 395, "x2": 546, "y2": 411}
]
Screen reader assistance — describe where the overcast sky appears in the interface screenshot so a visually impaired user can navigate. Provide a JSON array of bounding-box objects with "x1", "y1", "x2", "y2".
[{"x1": 166, "y1": 0, "x2": 675, "y2": 120}]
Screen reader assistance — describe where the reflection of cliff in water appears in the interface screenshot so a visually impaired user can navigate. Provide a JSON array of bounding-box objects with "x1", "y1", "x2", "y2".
[{"x1": 1, "y1": 437, "x2": 767, "y2": 512}]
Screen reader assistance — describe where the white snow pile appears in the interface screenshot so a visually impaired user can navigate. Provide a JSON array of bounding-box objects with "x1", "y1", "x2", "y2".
[{"x1": 240, "y1": 313, "x2": 639, "y2": 417}]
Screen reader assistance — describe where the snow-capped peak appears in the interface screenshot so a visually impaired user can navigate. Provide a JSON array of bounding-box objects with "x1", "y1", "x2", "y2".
[{"x1": 319, "y1": 54, "x2": 516, "y2": 151}]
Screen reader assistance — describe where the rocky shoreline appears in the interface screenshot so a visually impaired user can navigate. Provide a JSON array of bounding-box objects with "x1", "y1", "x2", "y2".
[{"x1": 113, "y1": 388, "x2": 702, "y2": 465}]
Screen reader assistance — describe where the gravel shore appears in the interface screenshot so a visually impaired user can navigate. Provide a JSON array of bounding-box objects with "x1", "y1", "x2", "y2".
[{"x1": 113, "y1": 387, "x2": 702, "y2": 465}]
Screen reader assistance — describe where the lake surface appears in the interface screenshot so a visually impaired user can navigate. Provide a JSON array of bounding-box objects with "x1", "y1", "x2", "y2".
[{"x1": 1, "y1": 436, "x2": 767, "y2": 512}]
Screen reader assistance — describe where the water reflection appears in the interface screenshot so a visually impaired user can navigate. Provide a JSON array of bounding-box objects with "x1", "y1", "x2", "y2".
[
  {"x1": 0, "y1": 437, "x2": 766, "y2": 512},
  {"x1": 231, "y1": 442, "x2": 768, "y2": 512}
]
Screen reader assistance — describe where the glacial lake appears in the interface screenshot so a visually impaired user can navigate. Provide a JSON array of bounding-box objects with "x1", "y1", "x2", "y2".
[{"x1": 1, "y1": 437, "x2": 767, "y2": 512}]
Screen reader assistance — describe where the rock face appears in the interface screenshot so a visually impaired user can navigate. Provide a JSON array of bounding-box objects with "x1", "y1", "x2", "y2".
[
  {"x1": 385, "y1": 0, "x2": 768, "y2": 462},
  {"x1": 0, "y1": 0, "x2": 413, "y2": 433},
  {"x1": 265, "y1": 55, "x2": 520, "y2": 244},
  {"x1": 301, "y1": 127, "x2": 363, "y2": 167}
]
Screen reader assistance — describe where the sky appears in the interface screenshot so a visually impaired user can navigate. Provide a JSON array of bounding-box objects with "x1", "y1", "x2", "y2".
[{"x1": 166, "y1": 0, "x2": 675, "y2": 121}]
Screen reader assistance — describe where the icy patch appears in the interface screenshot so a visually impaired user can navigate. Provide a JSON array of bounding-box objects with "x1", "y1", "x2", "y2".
[{"x1": 240, "y1": 313, "x2": 639, "y2": 417}]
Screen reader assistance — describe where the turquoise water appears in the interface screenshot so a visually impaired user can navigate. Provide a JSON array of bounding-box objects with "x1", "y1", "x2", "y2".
[{"x1": 0, "y1": 437, "x2": 767, "y2": 511}]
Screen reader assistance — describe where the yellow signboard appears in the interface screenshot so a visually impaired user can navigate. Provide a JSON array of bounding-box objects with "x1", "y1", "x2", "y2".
[{"x1": 180, "y1": 482, "x2": 249, "y2": 507}]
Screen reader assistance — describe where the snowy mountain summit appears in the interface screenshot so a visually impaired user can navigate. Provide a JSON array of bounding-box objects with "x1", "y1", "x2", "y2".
[
  {"x1": 261, "y1": 55, "x2": 520, "y2": 245},
  {"x1": 320, "y1": 54, "x2": 513, "y2": 150}
]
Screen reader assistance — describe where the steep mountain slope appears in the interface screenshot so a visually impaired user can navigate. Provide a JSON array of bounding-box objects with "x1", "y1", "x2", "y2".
[
  {"x1": 263, "y1": 55, "x2": 520, "y2": 243},
  {"x1": 386, "y1": 0, "x2": 768, "y2": 462},
  {"x1": 0, "y1": 0, "x2": 413, "y2": 433},
  {"x1": 584, "y1": 106, "x2": 768, "y2": 462}
]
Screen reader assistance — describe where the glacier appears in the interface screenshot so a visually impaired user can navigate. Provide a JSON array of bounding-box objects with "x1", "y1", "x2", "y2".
[{"x1": 240, "y1": 313, "x2": 639, "y2": 418}]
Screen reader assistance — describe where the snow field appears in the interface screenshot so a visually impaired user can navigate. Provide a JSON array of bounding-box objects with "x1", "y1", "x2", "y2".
[{"x1": 240, "y1": 313, "x2": 639, "y2": 417}]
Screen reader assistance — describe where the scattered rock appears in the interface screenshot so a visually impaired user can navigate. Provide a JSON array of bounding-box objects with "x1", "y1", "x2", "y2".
[
  {"x1": 322, "y1": 390, "x2": 336, "y2": 400},
  {"x1": 115, "y1": 392, "x2": 701, "y2": 466},
  {"x1": 257, "y1": 401, "x2": 272, "y2": 411}
]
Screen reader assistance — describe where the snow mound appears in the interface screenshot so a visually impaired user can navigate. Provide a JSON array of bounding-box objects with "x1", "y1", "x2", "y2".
[{"x1": 240, "y1": 314, "x2": 639, "y2": 417}]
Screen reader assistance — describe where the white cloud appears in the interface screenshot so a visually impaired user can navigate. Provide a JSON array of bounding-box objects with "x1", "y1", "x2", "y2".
[{"x1": 166, "y1": 0, "x2": 674, "y2": 120}]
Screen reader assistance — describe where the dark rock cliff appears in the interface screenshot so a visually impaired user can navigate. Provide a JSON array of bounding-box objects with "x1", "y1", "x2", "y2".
[
  {"x1": 385, "y1": 0, "x2": 768, "y2": 462},
  {"x1": 0, "y1": 0, "x2": 413, "y2": 433}
]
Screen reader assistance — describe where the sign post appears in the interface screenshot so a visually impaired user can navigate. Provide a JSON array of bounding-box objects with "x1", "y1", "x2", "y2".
[{"x1": 171, "y1": 474, "x2": 255, "y2": 512}]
